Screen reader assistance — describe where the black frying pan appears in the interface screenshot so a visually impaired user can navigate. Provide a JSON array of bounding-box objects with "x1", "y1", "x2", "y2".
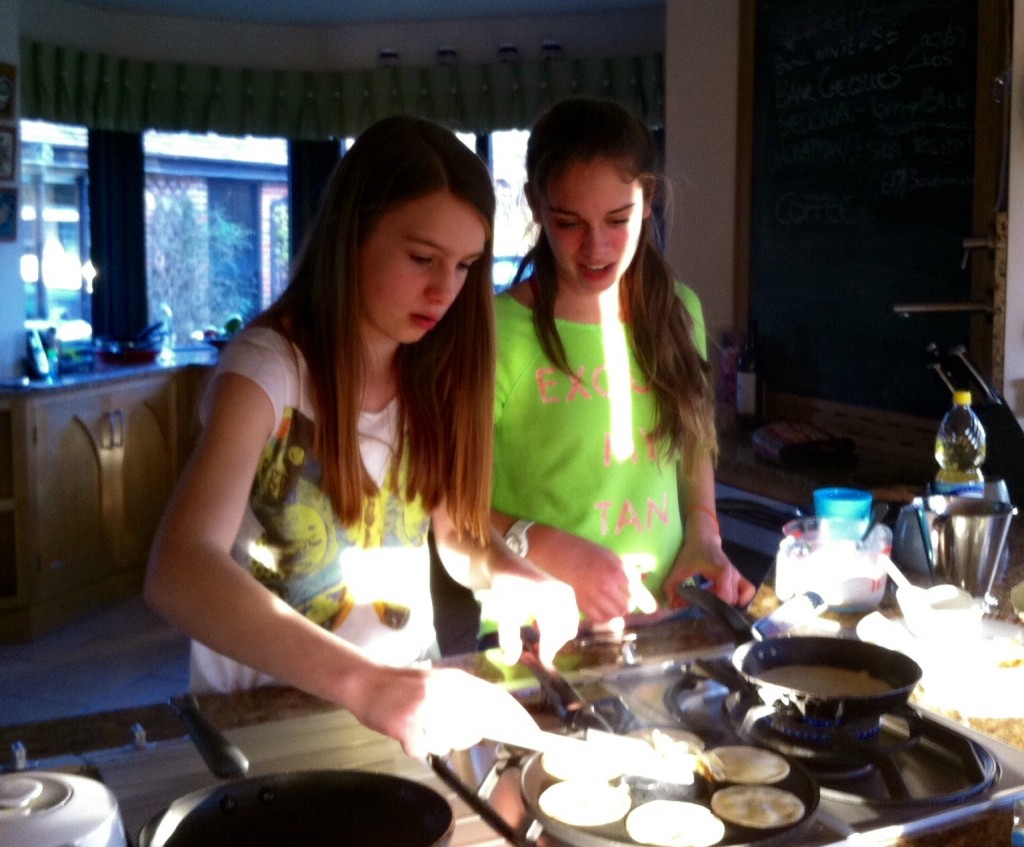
[
  {"x1": 137, "y1": 769, "x2": 454, "y2": 847},
  {"x1": 139, "y1": 695, "x2": 454, "y2": 847},
  {"x1": 678, "y1": 587, "x2": 922, "y2": 723},
  {"x1": 518, "y1": 748, "x2": 819, "y2": 847}
]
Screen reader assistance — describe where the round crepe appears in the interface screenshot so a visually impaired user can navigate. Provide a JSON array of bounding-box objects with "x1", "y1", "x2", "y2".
[
  {"x1": 710, "y1": 784, "x2": 806, "y2": 829},
  {"x1": 625, "y1": 799, "x2": 726, "y2": 847},
  {"x1": 541, "y1": 746, "x2": 625, "y2": 783},
  {"x1": 627, "y1": 727, "x2": 705, "y2": 754},
  {"x1": 537, "y1": 779, "x2": 633, "y2": 828},
  {"x1": 701, "y1": 745, "x2": 790, "y2": 784}
]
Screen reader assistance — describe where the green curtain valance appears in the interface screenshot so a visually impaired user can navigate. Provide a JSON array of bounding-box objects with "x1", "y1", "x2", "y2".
[{"x1": 21, "y1": 40, "x2": 664, "y2": 138}]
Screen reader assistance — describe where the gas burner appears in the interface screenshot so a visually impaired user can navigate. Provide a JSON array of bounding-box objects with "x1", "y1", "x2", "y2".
[
  {"x1": 723, "y1": 691, "x2": 880, "y2": 780},
  {"x1": 720, "y1": 691, "x2": 999, "y2": 804},
  {"x1": 663, "y1": 666, "x2": 1001, "y2": 807}
]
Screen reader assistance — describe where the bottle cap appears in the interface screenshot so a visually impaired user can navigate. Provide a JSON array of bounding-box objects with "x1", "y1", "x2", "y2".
[{"x1": 952, "y1": 390, "x2": 972, "y2": 405}]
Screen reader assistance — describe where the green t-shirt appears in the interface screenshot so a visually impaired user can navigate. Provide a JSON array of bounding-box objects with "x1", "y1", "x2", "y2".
[{"x1": 488, "y1": 282, "x2": 708, "y2": 619}]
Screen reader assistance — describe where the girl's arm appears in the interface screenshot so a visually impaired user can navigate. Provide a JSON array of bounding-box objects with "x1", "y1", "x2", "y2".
[
  {"x1": 660, "y1": 454, "x2": 756, "y2": 607},
  {"x1": 145, "y1": 373, "x2": 542, "y2": 757},
  {"x1": 432, "y1": 508, "x2": 580, "y2": 664},
  {"x1": 488, "y1": 511, "x2": 637, "y2": 623}
]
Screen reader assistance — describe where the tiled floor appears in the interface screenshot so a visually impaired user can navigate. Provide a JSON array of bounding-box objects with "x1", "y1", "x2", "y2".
[{"x1": 0, "y1": 595, "x2": 190, "y2": 727}]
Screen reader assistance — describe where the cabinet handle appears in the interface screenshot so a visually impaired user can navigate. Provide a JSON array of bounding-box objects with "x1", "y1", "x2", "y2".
[
  {"x1": 113, "y1": 409, "x2": 125, "y2": 448},
  {"x1": 101, "y1": 412, "x2": 114, "y2": 450}
]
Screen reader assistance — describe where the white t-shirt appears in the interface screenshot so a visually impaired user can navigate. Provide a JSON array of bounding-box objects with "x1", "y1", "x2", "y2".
[{"x1": 190, "y1": 327, "x2": 436, "y2": 693}]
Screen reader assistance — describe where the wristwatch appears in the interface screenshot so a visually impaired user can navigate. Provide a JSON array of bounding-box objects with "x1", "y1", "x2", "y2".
[{"x1": 504, "y1": 519, "x2": 535, "y2": 557}]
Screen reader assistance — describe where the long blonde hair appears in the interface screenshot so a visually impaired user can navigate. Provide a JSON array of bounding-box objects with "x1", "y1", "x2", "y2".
[
  {"x1": 514, "y1": 97, "x2": 717, "y2": 469},
  {"x1": 258, "y1": 116, "x2": 496, "y2": 543}
]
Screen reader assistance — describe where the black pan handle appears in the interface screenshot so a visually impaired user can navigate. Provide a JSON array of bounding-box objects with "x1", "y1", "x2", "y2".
[
  {"x1": 675, "y1": 585, "x2": 755, "y2": 645},
  {"x1": 171, "y1": 693, "x2": 250, "y2": 778}
]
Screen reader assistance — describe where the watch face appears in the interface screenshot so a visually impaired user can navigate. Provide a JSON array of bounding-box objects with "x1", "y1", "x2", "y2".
[
  {"x1": 506, "y1": 533, "x2": 525, "y2": 557},
  {"x1": 505, "y1": 522, "x2": 530, "y2": 557}
]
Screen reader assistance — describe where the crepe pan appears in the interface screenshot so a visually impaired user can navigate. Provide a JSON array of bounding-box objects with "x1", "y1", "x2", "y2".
[
  {"x1": 518, "y1": 747, "x2": 819, "y2": 847},
  {"x1": 677, "y1": 586, "x2": 923, "y2": 723}
]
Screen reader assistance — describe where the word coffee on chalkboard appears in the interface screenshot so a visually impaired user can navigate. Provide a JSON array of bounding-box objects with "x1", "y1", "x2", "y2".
[{"x1": 750, "y1": 0, "x2": 977, "y2": 417}]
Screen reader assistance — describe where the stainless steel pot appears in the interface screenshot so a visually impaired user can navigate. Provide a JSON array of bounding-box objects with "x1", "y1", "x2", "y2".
[{"x1": 0, "y1": 770, "x2": 128, "y2": 847}]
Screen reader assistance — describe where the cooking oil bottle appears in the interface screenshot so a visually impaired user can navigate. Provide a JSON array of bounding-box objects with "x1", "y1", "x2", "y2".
[{"x1": 933, "y1": 390, "x2": 986, "y2": 497}]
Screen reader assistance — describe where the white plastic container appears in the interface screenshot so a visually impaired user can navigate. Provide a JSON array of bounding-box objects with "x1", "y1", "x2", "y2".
[
  {"x1": 775, "y1": 517, "x2": 892, "y2": 613},
  {"x1": 0, "y1": 771, "x2": 127, "y2": 847}
]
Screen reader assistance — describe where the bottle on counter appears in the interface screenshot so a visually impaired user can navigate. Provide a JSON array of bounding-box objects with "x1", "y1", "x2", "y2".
[
  {"x1": 735, "y1": 318, "x2": 762, "y2": 430},
  {"x1": 933, "y1": 389, "x2": 986, "y2": 497}
]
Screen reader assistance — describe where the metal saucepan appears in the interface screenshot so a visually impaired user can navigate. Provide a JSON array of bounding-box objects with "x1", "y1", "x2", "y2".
[
  {"x1": 139, "y1": 696, "x2": 454, "y2": 847},
  {"x1": 678, "y1": 586, "x2": 923, "y2": 723}
]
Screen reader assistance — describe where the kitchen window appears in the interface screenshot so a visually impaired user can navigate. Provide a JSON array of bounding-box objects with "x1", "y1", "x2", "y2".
[
  {"x1": 19, "y1": 120, "x2": 92, "y2": 343},
  {"x1": 142, "y1": 130, "x2": 290, "y2": 345},
  {"x1": 22, "y1": 123, "x2": 533, "y2": 345}
]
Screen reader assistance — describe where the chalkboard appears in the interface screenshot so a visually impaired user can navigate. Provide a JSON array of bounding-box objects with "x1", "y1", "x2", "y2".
[{"x1": 750, "y1": 0, "x2": 978, "y2": 418}]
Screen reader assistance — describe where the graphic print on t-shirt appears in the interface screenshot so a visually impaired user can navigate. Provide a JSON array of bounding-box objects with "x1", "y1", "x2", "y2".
[{"x1": 246, "y1": 407, "x2": 429, "y2": 633}]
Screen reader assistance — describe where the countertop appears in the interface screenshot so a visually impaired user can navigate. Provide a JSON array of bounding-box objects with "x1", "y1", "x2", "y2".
[
  {"x1": 2, "y1": 426, "x2": 1022, "y2": 845},
  {"x1": 0, "y1": 347, "x2": 218, "y2": 394}
]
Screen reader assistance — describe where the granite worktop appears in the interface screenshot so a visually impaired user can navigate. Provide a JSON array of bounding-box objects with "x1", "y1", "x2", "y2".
[
  {"x1": 0, "y1": 346, "x2": 218, "y2": 394},
  {"x1": 2, "y1": 432, "x2": 1022, "y2": 845},
  {"x1": 1, "y1": 601, "x2": 1021, "y2": 846}
]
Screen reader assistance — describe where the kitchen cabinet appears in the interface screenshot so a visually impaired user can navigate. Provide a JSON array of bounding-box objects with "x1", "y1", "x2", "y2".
[{"x1": 0, "y1": 362, "x2": 212, "y2": 642}]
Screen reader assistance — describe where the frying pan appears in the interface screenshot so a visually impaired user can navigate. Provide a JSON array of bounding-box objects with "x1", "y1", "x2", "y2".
[
  {"x1": 139, "y1": 697, "x2": 454, "y2": 847},
  {"x1": 678, "y1": 586, "x2": 922, "y2": 723},
  {"x1": 517, "y1": 747, "x2": 819, "y2": 847}
]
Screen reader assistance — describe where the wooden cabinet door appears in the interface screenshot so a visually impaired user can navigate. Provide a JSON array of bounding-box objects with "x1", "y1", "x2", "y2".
[
  {"x1": 114, "y1": 375, "x2": 178, "y2": 569},
  {"x1": 29, "y1": 374, "x2": 178, "y2": 598},
  {"x1": 30, "y1": 389, "x2": 109, "y2": 599}
]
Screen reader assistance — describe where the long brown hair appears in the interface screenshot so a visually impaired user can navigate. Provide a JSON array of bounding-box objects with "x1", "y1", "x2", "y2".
[
  {"x1": 515, "y1": 97, "x2": 717, "y2": 468},
  {"x1": 257, "y1": 116, "x2": 496, "y2": 543}
]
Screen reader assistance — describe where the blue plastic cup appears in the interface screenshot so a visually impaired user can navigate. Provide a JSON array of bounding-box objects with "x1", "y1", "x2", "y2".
[{"x1": 813, "y1": 487, "x2": 872, "y2": 542}]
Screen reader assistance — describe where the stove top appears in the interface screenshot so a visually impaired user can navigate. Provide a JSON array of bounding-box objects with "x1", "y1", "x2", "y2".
[{"x1": 6, "y1": 645, "x2": 1024, "y2": 847}]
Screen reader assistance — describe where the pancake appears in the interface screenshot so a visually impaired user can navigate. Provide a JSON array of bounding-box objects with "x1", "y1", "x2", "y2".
[
  {"x1": 541, "y1": 746, "x2": 625, "y2": 783},
  {"x1": 710, "y1": 784, "x2": 806, "y2": 829},
  {"x1": 625, "y1": 799, "x2": 726, "y2": 847},
  {"x1": 537, "y1": 779, "x2": 633, "y2": 828},
  {"x1": 701, "y1": 745, "x2": 790, "y2": 784},
  {"x1": 627, "y1": 727, "x2": 705, "y2": 754}
]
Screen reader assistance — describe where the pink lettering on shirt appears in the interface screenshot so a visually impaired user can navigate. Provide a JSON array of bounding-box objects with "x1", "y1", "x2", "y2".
[
  {"x1": 536, "y1": 367, "x2": 560, "y2": 403},
  {"x1": 647, "y1": 492, "x2": 669, "y2": 528},
  {"x1": 595, "y1": 500, "x2": 612, "y2": 534},
  {"x1": 567, "y1": 365, "x2": 592, "y2": 401},
  {"x1": 615, "y1": 499, "x2": 644, "y2": 534},
  {"x1": 604, "y1": 432, "x2": 639, "y2": 467}
]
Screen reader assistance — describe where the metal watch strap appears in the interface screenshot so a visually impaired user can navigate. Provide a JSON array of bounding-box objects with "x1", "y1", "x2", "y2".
[{"x1": 504, "y1": 519, "x2": 535, "y2": 557}]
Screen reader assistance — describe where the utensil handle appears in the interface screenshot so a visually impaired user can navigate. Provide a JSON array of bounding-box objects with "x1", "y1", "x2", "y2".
[
  {"x1": 171, "y1": 693, "x2": 250, "y2": 779},
  {"x1": 675, "y1": 585, "x2": 754, "y2": 644}
]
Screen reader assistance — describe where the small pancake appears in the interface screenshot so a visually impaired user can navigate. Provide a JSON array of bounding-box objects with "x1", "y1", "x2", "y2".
[
  {"x1": 627, "y1": 727, "x2": 706, "y2": 754},
  {"x1": 710, "y1": 784, "x2": 806, "y2": 829},
  {"x1": 537, "y1": 779, "x2": 633, "y2": 828},
  {"x1": 625, "y1": 799, "x2": 726, "y2": 847},
  {"x1": 701, "y1": 745, "x2": 790, "y2": 784},
  {"x1": 541, "y1": 746, "x2": 625, "y2": 783}
]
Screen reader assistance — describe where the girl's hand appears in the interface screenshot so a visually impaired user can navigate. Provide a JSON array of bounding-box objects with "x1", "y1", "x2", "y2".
[
  {"x1": 661, "y1": 532, "x2": 756, "y2": 608},
  {"x1": 522, "y1": 528, "x2": 634, "y2": 624},
  {"x1": 489, "y1": 567, "x2": 579, "y2": 666},
  {"x1": 343, "y1": 664, "x2": 540, "y2": 758}
]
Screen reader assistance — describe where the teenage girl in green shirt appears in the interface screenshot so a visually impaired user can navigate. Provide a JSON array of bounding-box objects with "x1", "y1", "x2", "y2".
[{"x1": 489, "y1": 98, "x2": 755, "y2": 635}]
